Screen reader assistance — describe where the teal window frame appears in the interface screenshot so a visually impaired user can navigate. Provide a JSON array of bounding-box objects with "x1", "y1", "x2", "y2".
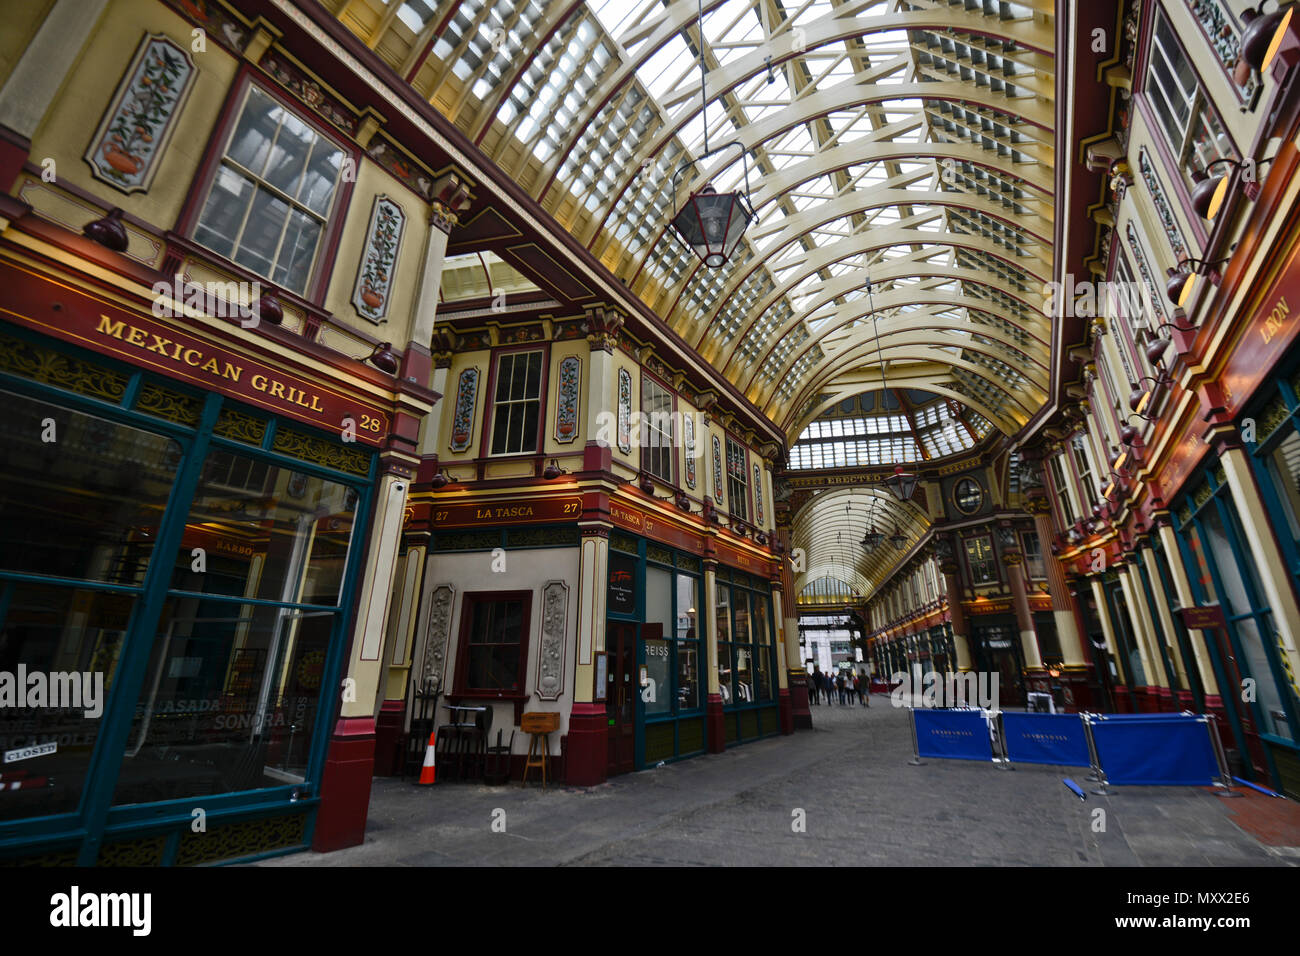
[{"x1": 0, "y1": 326, "x2": 374, "y2": 864}]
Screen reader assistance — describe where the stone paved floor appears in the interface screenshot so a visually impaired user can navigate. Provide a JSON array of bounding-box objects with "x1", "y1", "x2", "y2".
[{"x1": 260, "y1": 698, "x2": 1300, "y2": 867}]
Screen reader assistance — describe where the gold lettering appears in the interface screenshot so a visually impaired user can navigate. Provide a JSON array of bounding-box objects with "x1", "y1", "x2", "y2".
[
  {"x1": 182, "y1": 349, "x2": 202, "y2": 367},
  {"x1": 125, "y1": 326, "x2": 148, "y2": 347},
  {"x1": 310, "y1": 395, "x2": 324, "y2": 412},
  {"x1": 269, "y1": 381, "x2": 286, "y2": 399},
  {"x1": 251, "y1": 374, "x2": 268, "y2": 391},
  {"x1": 96, "y1": 316, "x2": 126, "y2": 339},
  {"x1": 200, "y1": 357, "x2": 221, "y2": 375},
  {"x1": 222, "y1": 362, "x2": 242, "y2": 382},
  {"x1": 146, "y1": 334, "x2": 172, "y2": 356}
]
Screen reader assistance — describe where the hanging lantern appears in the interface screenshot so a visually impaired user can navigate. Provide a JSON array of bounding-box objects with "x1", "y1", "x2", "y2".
[
  {"x1": 670, "y1": 184, "x2": 755, "y2": 269},
  {"x1": 889, "y1": 527, "x2": 908, "y2": 551},
  {"x1": 884, "y1": 465, "x2": 918, "y2": 503}
]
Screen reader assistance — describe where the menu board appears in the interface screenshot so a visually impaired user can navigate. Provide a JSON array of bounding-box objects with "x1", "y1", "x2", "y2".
[{"x1": 608, "y1": 552, "x2": 637, "y2": 615}]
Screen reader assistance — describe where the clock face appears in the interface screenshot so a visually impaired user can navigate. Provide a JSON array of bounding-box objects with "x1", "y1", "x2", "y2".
[{"x1": 954, "y1": 478, "x2": 983, "y2": 515}]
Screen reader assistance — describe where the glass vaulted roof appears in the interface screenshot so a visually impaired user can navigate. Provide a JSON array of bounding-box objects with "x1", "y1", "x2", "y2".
[{"x1": 326, "y1": 0, "x2": 1056, "y2": 599}]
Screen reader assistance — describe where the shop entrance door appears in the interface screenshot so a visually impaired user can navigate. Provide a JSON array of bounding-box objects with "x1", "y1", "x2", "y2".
[{"x1": 605, "y1": 622, "x2": 636, "y2": 775}]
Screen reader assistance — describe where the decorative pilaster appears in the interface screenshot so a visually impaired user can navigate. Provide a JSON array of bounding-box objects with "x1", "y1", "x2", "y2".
[
  {"x1": 704, "y1": 559, "x2": 725, "y2": 752},
  {"x1": 1003, "y1": 549, "x2": 1043, "y2": 669},
  {"x1": 582, "y1": 305, "x2": 624, "y2": 474},
  {"x1": 1027, "y1": 494, "x2": 1086, "y2": 666},
  {"x1": 566, "y1": 524, "x2": 610, "y2": 786}
]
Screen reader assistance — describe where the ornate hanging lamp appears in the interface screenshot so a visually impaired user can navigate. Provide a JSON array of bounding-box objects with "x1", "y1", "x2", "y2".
[{"x1": 668, "y1": 0, "x2": 755, "y2": 269}]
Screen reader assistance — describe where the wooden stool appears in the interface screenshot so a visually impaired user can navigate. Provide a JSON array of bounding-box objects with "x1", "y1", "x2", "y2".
[{"x1": 520, "y1": 712, "x2": 560, "y2": 788}]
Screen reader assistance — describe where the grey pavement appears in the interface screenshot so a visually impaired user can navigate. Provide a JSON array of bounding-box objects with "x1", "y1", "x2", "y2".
[{"x1": 259, "y1": 697, "x2": 1300, "y2": 866}]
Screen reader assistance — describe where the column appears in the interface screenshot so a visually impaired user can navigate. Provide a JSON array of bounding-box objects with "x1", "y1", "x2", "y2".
[
  {"x1": 1003, "y1": 550, "x2": 1042, "y2": 669},
  {"x1": 935, "y1": 535, "x2": 973, "y2": 670},
  {"x1": 1116, "y1": 564, "x2": 1159, "y2": 708},
  {"x1": 314, "y1": 461, "x2": 411, "y2": 852},
  {"x1": 1217, "y1": 441, "x2": 1300, "y2": 686},
  {"x1": 566, "y1": 524, "x2": 610, "y2": 785},
  {"x1": 1027, "y1": 497, "x2": 1086, "y2": 665},
  {"x1": 1155, "y1": 521, "x2": 1222, "y2": 698},
  {"x1": 771, "y1": 581, "x2": 794, "y2": 735},
  {"x1": 777, "y1": 522, "x2": 811, "y2": 729},
  {"x1": 1139, "y1": 539, "x2": 1192, "y2": 706},
  {"x1": 581, "y1": 305, "x2": 624, "y2": 473},
  {"x1": 1121, "y1": 551, "x2": 1173, "y2": 708},
  {"x1": 704, "y1": 559, "x2": 725, "y2": 752},
  {"x1": 0, "y1": 0, "x2": 110, "y2": 192}
]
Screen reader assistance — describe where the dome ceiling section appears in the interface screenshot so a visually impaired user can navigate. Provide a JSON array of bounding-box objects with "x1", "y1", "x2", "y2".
[
  {"x1": 329, "y1": 0, "x2": 1055, "y2": 446},
  {"x1": 792, "y1": 487, "x2": 931, "y2": 599}
]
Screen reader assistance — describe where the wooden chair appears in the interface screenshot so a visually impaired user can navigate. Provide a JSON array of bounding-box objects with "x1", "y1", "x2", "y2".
[{"x1": 520, "y1": 712, "x2": 560, "y2": 788}]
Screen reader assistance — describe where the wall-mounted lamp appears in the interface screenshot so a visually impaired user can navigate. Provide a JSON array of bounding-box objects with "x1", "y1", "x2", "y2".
[
  {"x1": 543, "y1": 460, "x2": 567, "y2": 480},
  {"x1": 674, "y1": 489, "x2": 691, "y2": 512},
  {"x1": 1240, "y1": 1, "x2": 1294, "y2": 80},
  {"x1": 1165, "y1": 257, "x2": 1229, "y2": 307},
  {"x1": 638, "y1": 473, "x2": 655, "y2": 495},
  {"x1": 367, "y1": 342, "x2": 399, "y2": 374},
  {"x1": 1190, "y1": 158, "x2": 1261, "y2": 221},
  {"x1": 430, "y1": 470, "x2": 459, "y2": 489}
]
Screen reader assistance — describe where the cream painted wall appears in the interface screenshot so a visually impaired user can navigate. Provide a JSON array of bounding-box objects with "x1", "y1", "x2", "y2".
[
  {"x1": 25, "y1": 0, "x2": 237, "y2": 233},
  {"x1": 0, "y1": 0, "x2": 57, "y2": 92},
  {"x1": 414, "y1": 546, "x2": 581, "y2": 755}
]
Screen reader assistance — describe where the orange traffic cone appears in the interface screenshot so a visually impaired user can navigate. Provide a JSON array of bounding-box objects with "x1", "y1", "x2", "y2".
[{"x1": 417, "y1": 730, "x2": 437, "y2": 785}]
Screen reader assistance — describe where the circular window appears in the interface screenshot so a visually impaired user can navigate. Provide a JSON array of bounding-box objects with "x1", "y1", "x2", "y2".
[{"x1": 954, "y1": 477, "x2": 983, "y2": 515}]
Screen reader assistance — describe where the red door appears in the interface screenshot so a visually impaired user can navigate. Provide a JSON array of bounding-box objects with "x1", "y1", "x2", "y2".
[{"x1": 605, "y1": 622, "x2": 635, "y2": 775}]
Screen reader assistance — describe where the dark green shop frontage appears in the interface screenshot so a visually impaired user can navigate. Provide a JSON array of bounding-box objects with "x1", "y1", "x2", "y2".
[
  {"x1": 0, "y1": 326, "x2": 374, "y2": 865},
  {"x1": 605, "y1": 531, "x2": 780, "y2": 774}
]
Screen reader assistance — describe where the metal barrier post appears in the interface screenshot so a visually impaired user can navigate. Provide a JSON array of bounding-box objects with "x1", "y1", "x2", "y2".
[
  {"x1": 1083, "y1": 714, "x2": 1114, "y2": 795},
  {"x1": 990, "y1": 709, "x2": 1012, "y2": 770},
  {"x1": 908, "y1": 707, "x2": 925, "y2": 766},
  {"x1": 1203, "y1": 713, "x2": 1243, "y2": 798}
]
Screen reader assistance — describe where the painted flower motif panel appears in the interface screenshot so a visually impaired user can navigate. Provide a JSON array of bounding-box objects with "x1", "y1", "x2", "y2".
[
  {"x1": 86, "y1": 34, "x2": 196, "y2": 194},
  {"x1": 352, "y1": 196, "x2": 405, "y2": 322},
  {"x1": 683, "y1": 413, "x2": 696, "y2": 489},
  {"x1": 450, "y1": 367, "x2": 479, "y2": 453},
  {"x1": 754, "y1": 464, "x2": 764, "y2": 525},
  {"x1": 617, "y1": 368, "x2": 632, "y2": 455},
  {"x1": 555, "y1": 356, "x2": 580, "y2": 443},
  {"x1": 712, "y1": 435, "x2": 724, "y2": 504}
]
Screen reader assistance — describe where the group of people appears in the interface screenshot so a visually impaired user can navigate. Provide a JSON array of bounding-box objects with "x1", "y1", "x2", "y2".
[{"x1": 807, "y1": 666, "x2": 869, "y2": 706}]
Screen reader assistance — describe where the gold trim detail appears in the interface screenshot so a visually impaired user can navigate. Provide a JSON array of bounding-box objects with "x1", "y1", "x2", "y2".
[
  {"x1": 0, "y1": 332, "x2": 127, "y2": 403},
  {"x1": 272, "y1": 427, "x2": 370, "y2": 476}
]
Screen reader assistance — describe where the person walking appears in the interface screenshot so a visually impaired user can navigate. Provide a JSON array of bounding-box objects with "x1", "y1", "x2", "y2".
[
  {"x1": 809, "y1": 666, "x2": 822, "y2": 705},
  {"x1": 837, "y1": 671, "x2": 848, "y2": 705},
  {"x1": 857, "y1": 670, "x2": 868, "y2": 707}
]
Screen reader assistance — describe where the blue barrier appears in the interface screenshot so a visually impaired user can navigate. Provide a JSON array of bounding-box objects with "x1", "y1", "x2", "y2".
[
  {"x1": 1086, "y1": 715, "x2": 1220, "y2": 786},
  {"x1": 913, "y1": 708, "x2": 994, "y2": 761},
  {"x1": 1002, "y1": 712, "x2": 1091, "y2": 767}
]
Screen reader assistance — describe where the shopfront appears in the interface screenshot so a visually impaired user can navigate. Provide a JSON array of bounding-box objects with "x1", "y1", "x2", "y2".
[
  {"x1": 1173, "y1": 460, "x2": 1300, "y2": 796},
  {"x1": 714, "y1": 566, "x2": 781, "y2": 746},
  {"x1": 605, "y1": 530, "x2": 707, "y2": 772},
  {"x1": 0, "y1": 322, "x2": 374, "y2": 865}
]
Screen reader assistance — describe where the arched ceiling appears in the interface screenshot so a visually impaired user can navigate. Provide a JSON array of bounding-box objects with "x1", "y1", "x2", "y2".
[
  {"x1": 791, "y1": 487, "x2": 930, "y2": 599},
  {"x1": 327, "y1": 0, "x2": 1056, "y2": 599}
]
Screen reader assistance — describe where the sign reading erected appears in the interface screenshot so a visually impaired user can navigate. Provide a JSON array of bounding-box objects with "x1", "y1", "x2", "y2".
[{"x1": 2, "y1": 262, "x2": 391, "y2": 445}]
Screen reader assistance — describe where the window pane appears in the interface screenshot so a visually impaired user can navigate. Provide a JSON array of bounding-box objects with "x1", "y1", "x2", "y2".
[
  {"x1": 466, "y1": 599, "x2": 524, "y2": 691},
  {"x1": 233, "y1": 186, "x2": 288, "y2": 277},
  {"x1": 676, "y1": 573, "x2": 699, "y2": 710},
  {"x1": 274, "y1": 208, "x2": 321, "y2": 293},
  {"x1": 300, "y1": 138, "x2": 342, "y2": 216},
  {"x1": 193, "y1": 167, "x2": 254, "y2": 258},
  {"x1": 112, "y1": 598, "x2": 337, "y2": 806},
  {"x1": 0, "y1": 389, "x2": 181, "y2": 586},
  {"x1": 170, "y1": 449, "x2": 359, "y2": 607},
  {"x1": 228, "y1": 89, "x2": 278, "y2": 175},
  {"x1": 0, "y1": 582, "x2": 136, "y2": 821},
  {"x1": 263, "y1": 112, "x2": 312, "y2": 198}
]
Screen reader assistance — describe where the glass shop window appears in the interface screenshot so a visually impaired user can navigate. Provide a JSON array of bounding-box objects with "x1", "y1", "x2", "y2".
[{"x1": 489, "y1": 350, "x2": 543, "y2": 455}]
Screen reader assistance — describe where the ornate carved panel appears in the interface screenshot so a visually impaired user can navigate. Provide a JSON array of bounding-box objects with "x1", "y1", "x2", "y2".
[
  {"x1": 420, "y1": 585, "x2": 455, "y2": 693},
  {"x1": 535, "y1": 580, "x2": 569, "y2": 700}
]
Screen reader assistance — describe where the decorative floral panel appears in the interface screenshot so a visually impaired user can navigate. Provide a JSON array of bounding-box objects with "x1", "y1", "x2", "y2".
[
  {"x1": 352, "y1": 196, "x2": 405, "y2": 323},
  {"x1": 712, "y1": 434, "x2": 724, "y2": 504},
  {"x1": 1124, "y1": 223, "x2": 1169, "y2": 325},
  {"x1": 450, "y1": 367, "x2": 479, "y2": 453},
  {"x1": 617, "y1": 367, "x2": 632, "y2": 455},
  {"x1": 535, "y1": 581, "x2": 569, "y2": 700},
  {"x1": 683, "y1": 413, "x2": 696, "y2": 489},
  {"x1": 754, "y1": 463, "x2": 764, "y2": 525},
  {"x1": 555, "y1": 355, "x2": 581, "y2": 443},
  {"x1": 1138, "y1": 149, "x2": 1187, "y2": 260},
  {"x1": 162, "y1": 0, "x2": 250, "y2": 55},
  {"x1": 85, "y1": 34, "x2": 196, "y2": 195}
]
